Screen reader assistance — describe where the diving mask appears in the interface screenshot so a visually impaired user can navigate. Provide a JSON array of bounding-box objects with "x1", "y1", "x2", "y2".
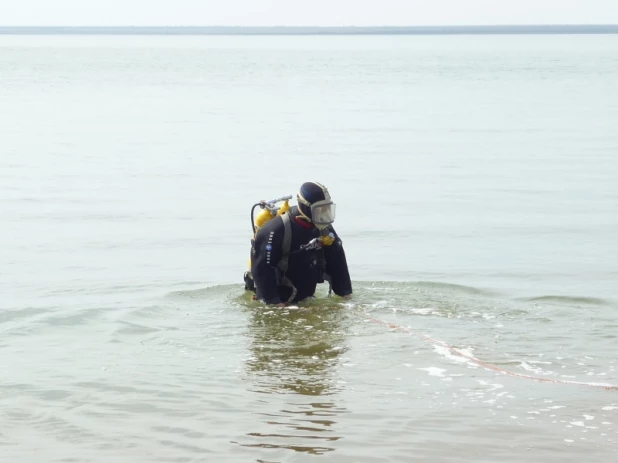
[{"x1": 310, "y1": 200, "x2": 336, "y2": 225}]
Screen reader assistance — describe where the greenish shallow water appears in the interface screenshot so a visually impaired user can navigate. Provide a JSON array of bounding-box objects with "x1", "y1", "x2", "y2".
[{"x1": 1, "y1": 34, "x2": 617, "y2": 462}]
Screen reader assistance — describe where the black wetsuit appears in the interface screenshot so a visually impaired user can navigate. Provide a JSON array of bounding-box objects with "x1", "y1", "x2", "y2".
[{"x1": 250, "y1": 209, "x2": 352, "y2": 304}]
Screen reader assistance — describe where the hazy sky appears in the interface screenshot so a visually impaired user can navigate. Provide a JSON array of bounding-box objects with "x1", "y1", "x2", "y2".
[{"x1": 1, "y1": 0, "x2": 617, "y2": 27}]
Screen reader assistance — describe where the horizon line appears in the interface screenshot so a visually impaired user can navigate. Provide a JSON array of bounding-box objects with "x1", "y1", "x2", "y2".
[{"x1": 1, "y1": 24, "x2": 618, "y2": 35}]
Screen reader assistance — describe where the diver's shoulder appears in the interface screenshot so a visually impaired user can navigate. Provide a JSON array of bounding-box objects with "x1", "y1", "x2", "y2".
[{"x1": 256, "y1": 214, "x2": 286, "y2": 235}]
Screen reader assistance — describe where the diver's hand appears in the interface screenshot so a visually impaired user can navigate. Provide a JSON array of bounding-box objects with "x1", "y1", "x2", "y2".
[
  {"x1": 343, "y1": 294, "x2": 352, "y2": 299},
  {"x1": 275, "y1": 303, "x2": 287, "y2": 308}
]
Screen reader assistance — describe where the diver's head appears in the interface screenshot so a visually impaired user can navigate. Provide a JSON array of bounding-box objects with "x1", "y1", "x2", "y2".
[{"x1": 297, "y1": 181, "x2": 336, "y2": 229}]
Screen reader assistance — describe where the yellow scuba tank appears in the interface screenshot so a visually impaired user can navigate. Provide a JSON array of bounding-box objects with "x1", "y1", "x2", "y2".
[
  {"x1": 252, "y1": 197, "x2": 291, "y2": 234},
  {"x1": 254, "y1": 198, "x2": 289, "y2": 231},
  {"x1": 254, "y1": 207, "x2": 274, "y2": 230}
]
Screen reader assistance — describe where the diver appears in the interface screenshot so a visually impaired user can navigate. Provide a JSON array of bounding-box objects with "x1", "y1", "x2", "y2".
[{"x1": 245, "y1": 182, "x2": 352, "y2": 307}]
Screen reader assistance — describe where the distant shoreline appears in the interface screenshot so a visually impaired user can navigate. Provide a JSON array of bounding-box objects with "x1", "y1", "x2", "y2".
[{"x1": 1, "y1": 25, "x2": 618, "y2": 35}]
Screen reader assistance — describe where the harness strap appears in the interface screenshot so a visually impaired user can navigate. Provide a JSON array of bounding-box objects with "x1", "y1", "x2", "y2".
[
  {"x1": 277, "y1": 213, "x2": 297, "y2": 303},
  {"x1": 277, "y1": 213, "x2": 292, "y2": 274},
  {"x1": 323, "y1": 272, "x2": 333, "y2": 297},
  {"x1": 280, "y1": 276, "x2": 298, "y2": 302}
]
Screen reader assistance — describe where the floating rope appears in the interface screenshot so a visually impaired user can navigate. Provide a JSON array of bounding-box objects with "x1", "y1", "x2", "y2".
[{"x1": 356, "y1": 311, "x2": 618, "y2": 392}]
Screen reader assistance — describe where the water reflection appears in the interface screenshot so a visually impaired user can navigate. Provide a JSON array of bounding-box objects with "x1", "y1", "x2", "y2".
[{"x1": 238, "y1": 302, "x2": 349, "y2": 457}]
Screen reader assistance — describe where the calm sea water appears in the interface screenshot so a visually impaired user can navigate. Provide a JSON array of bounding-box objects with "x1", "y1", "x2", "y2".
[{"x1": 1, "y1": 34, "x2": 617, "y2": 462}]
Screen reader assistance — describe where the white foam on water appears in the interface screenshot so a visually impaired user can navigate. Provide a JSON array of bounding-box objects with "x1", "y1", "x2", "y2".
[
  {"x1": 477, "y1": 379, "x2": 505, "y2": 391},
  {"x1": 571, "y1": 421, "x2": 585, "y2": 427},
  {"x1": 286, "y1": 305, "x2": 301, "y2": 310},
  {"x1": 584, "y1": 415, "x2": 594, "y2": 421},
  {"x1": 457, "y1": 347, "x2": 476, "y2": 357},
  {"x1": 520, "y1": 362, "x2": 554, "y2": 376},
  {"x1": 433, "y1": 345, "x2": 476, "y2": 366},
  {"x1": 601, "y1": 406, "x2": 617, "y2": 411},
  {"x1": 418, "y1": 367, "x2": 447, "y2": 377},
  {"x1": 411, "y1": 308, "x2": 434, "y2": 315}
]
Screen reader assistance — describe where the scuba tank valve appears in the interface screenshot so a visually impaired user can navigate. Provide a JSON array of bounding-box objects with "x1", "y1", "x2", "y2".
[{"x1": 250, "y1": 195, "x2": 292, "y2": 235}]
